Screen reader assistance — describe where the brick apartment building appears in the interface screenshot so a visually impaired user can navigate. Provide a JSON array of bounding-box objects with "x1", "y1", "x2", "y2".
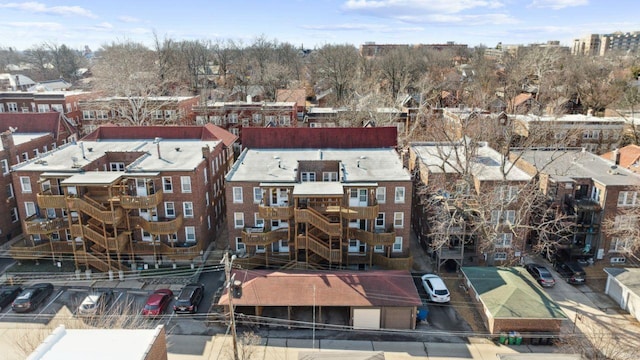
[
  {"x1": 0, "y1": 112, "x2": 78, "y2": 244},
  {"x1": 225, "y1": 127, "x2": 413, "y2": 270},
  {"x1": 0, "y1": 90, "x2": 91, "y2": 125},
  {"x1": 192, "y1": 99, "x2": 297, "y2": 140},
  {"x1": 511, "y1": 148, "x2": 640, "y2": 264},
  {"x1": 78, "y1": 96, "x2": 200, "y2": 135},
  {"x1": 9, "y1": 124, "x2": 237, "y2": 272},
  {"x1": 409, "y1": 141, "x2": 533, "y2": 270}
]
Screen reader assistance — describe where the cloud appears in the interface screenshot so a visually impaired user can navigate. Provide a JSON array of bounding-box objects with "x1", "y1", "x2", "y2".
[
  {"x1": 118, "y1": 15, "x2": 141, "y2": 23},
  {"x1": 401, "y1": 13, "x2": 518, "y2": 25},
  {"x1": 302, "y1": 23, "x2": 426, "y2": 33},
  {"x1": 343, "y1": 0, "x2": 504, "y2": 15},
  {"x1": 529, "y1": 0, "x2": 588, "y2": 10},
  {"x1": 5, "y1": 21, "x2": 63, "y2": 31},
  {"x1": 0, "y1": 1, "x2": 97, "y2": 18},
  {"x1": 93, "y1": 22, "x2": 113, "y2": 30}
]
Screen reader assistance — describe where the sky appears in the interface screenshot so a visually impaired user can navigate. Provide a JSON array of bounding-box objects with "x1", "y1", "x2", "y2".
[{"x1": 0, "y1": 0, "x2": 639, "y2": 52}]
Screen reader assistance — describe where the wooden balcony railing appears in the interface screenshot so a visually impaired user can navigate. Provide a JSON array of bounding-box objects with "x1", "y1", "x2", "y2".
[
  {"x1": 351, "y1": 228, "x2": 395, "y2": 246},
  {"x1": 24, "y1": 216, "x2": 68, "y2": 235},
  {"x1": 130, "y1": 240, "x2": 202, "y2": 260},
  {"x1": 70, "y1": 224, "x2": 129, "y2": 252},
  {"x1": 133, "y1": 214, "x2": 184, "y2": 235},
  {"x1": 372, "y1": 254, "x2": 413, "y2": 270},
  {"x1": 76, "y1": 250, "x2": 126, "y2": 272},
  {"x1": 295, "y1": 208, "x2": 341, "y2": 236},
  {"x1": 258, "y1": 205, "x2": 294, "y2": 220},
  {"x1": 308, "y1": 234, "x2": 341, "y2": 262},
  {"x1": 37, "y1": 194, "x2": 66, "y2": 208},
  {"x1": 67, "y1": 197, "x2": 123, "y2": 224},
  {"x1": 120, "y1": 191, "x2": 163, "y2": 209},
  {"x1": 341, "y1": 205, "x2": 379, "y2": 220},
  {"x1": 241, "y1": 229, "x2": 288, "y2": 246},
  {"x1": 9, "y1": 241, "x2": 75, "y2": 260}
]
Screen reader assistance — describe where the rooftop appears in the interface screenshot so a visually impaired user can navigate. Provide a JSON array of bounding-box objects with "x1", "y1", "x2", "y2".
[
  {"x1": 411, "y1": 142, "x2": 531, "y2": 181},
  {"x1": 512, "y1": 148, "x2": 640, "y2": 186},
  {"x1": 604, "y1": 268, "x2": 640, "y2": 296},
  {"x1": 461, "y1": 267, "x2": 567, "y2": 320},
  {"x1": 12, "y1": 132, "x2": 51, "y2": 146},
  {"x1": 511, "y1": 114, "x2": 626, "y2": 124},
  {"x1": 226, "y1": 148, "x2": 409, "y2": 183}
]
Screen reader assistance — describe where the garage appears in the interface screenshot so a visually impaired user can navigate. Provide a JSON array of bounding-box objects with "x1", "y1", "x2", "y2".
[
  {"x1": 218, "y1": 269, "x2": 422, "y2": 330},
  {"x1": 353, "y1": 308, "x2": 381, "y2": 329},
  {"x1": 604, "y1": 268, "x2": 640, "y2": 322}
]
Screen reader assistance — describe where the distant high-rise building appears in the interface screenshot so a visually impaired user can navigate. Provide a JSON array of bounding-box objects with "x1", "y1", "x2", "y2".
[{"x1": 573, "y1": 31, "x2": 640, "y2": 56}]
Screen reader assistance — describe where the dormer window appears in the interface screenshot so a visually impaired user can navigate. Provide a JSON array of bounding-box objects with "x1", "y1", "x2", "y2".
[{"x1": 301, "y1": 172, "x2": 316, "y2": 182}]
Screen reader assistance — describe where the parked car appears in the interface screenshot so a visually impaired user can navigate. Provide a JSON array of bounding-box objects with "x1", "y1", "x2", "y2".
[
  {"x1": 77, "y1": 290, "x2": 114, "y2": 316},
  {"x1": 173, "y1": 283, "x2": 204, "y2": 314},
  {"x1": 421, "y1": 274, "x2": 451, "y2": 303},
  {"x1": 142, "y1": 289, "x2": 173, "y2": 316},
  {"x1": 12, "y1": 283, "x2": 54, "y2": 313},
  {"x1": 0, "y1": 285, "x2": 22, "y2": 311},
  {"x1": 524, "y1": 263, "x2": 556, "y2": 288},
  {"x1": 554, "y1": 260, "x2": 586, "y2": 285}
]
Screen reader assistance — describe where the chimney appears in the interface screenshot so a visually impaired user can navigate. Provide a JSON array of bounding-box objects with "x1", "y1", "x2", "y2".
[
  {"x1": 246, "y1": 95, "x2": 252, "y2": 103},
  {"x1": 201, "y1": 145, "x2": 210, "y2": 159},
  {"x1": 153, "y1": 137, "x2": 163, "y2": 159},
  {"x1": 614, "y1": 148, "x2": 621, "y2": 166},
  {"x1": 1, "y1": 131, "x2": 15, "y2": 150},
  {"x1": 79, "y1": 142, "x2": 86, "y2": 159}
]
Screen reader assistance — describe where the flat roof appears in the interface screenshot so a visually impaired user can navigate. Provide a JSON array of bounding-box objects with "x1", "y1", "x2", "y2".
[
  {"x1": 61, "y1": 172, "x2": 123, "y2": 186},
  {"x1": 461, "y1": 267, "x2": 567, "y2": 320},
  {"x1": 512, "y1": 148, "x2": 640, "y2": 186},
  {"x1": 218, "y1": 270, "x2": 422, "y2": 307},
  {"x1": 12, "y1": 133, "x2": 51, "y2": 146},
  {"x1": 13, "y1": 139, "x2": 220, "y2": 173},
  {"x1": 28, "y1": 325, "x2": 164, "y2": 360},
  {"x1": 604, "y1": 268, "x2": 640, "y2": 296},
  {"x1": 411, "y1": 142, "x2": 531, "y2": 181},
  {"x1": 227, "y1": 148, "x2": 410, "y2": 183}
]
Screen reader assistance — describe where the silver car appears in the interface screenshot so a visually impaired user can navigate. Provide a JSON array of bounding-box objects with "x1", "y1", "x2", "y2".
[{"x1": 77, "y1": 290, "x2": 114, "y2": 316}]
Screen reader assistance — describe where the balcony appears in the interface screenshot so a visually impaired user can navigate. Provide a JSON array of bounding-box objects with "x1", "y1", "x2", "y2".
[
  {"x1": 372, "y1": 254, "x2": 413, "y2": 270},
  {"x1": 70, "y1": 224, "x2": 129, "y2": 252},
  {"x1": 9, "y1": 240, "x2": 75, "y2": 260},
  {"x1": 120, "y1": 191, "x2": 163, "y2": 209},
  {"x1": 130, "y1": 240, "x2": 202, "y2": 260},
  {"x1": 24, "y1": 216, "x2": 68, "y2": 235},
  {"x1": 350, "y1": 228, "x2": 395, "y2": 246},
  {"x1": 241, "y1": 228, "x2": 288, "y2": 246},
  {"x1": 133, "y1": 214, "x2": 184, "y2": 235},
  {"x1": 258, "y1": 205, "x2": 294, "y2": 220},
  {"x1": 341, "y1": 205, "x2": 379, "y2": 220},
  {"x1": 37, "y1": 194, "x2": 66, "y2": 208},
  {"x1": 66, "y1": 196, "x2": 124, "y2": 224}
]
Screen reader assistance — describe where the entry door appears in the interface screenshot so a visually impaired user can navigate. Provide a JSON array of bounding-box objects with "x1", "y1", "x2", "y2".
[{"x1": 136, "y1": 179, "x2": 147, "y2": 196}]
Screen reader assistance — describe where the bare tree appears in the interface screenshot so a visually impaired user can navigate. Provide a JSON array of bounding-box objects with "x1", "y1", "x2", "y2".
[
  {"x1": 558, "y1": 320, "x2": 640, "y2": 360},
  {"x1": 310, "y1": 44, "x2": 359, "y2": 105}
]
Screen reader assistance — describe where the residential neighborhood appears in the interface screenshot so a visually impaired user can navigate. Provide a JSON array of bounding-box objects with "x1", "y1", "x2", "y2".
[{"x1": 1, "y1": 4, "x2": 640, "y2": 358}]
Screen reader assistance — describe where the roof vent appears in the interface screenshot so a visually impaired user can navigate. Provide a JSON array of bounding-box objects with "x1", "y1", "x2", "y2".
[{"x1": 175, "y1": 147, "x2": 181, "y2": 152}]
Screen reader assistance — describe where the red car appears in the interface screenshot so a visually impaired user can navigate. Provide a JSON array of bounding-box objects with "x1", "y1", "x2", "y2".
[{"x1": 142, "y1": 289, "x2": 173, "y2": 316}]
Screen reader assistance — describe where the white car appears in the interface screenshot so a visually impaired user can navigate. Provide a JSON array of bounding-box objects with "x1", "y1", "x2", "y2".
[
  {"x1": 421, "y1": 274, "x2": 451, "y2": 303},
  {"x1": 77, "y1": 290, "x2": 114, "y2": 316}
]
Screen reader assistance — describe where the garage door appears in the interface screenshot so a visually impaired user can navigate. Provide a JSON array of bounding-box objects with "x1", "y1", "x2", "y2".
[
  {"x1": 353, "y1": 308, "x2": 380, "y2": 330},
  {"x1": 383, "y1": 307, "x2": 412, "y2": 329},
  {"x1": 606, "y1": 277, "x2": 623, "y2": 306}
]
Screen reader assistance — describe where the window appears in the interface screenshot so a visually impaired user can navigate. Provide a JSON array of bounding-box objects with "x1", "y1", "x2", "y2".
[
  {"x1": 0, "y1": 103, "x2": 4, "y2": 112},
  {"x1": 203, "y1": 170, "x2": 208, "y2": 184},
  {"x1": 22, "y1": 152, "x2": 28, "y2": 162},
  {"x1": 25, "y1": 202, "x2": 36, "y2": 217},
  {"x1": 255, "y1": 213, "x2": 264, "y2": 228},
  {"x1": 394, "y1": 212, "x2": 404, "y2": 228},
  {"x1": 301, "y1": 172, "x2": 316, "y2": 182},
  {"x1": 252, "y1": 113, "x2": 262, "y2": 123},
  {"x1": 230, "y1": 128, "x2": 239, "y2": 136},
  {"x1": 242, "y1": 118, "x2": 249, "y2": 126},
  {"x1": 617, "y1": 191, "x2": 638, "y2": 206},
  {"x1": 37, "y1": 104, "x2": 50, "y2": 112},
  {"x1": 583, "y1": 130, "x2": 599, "y2": 139},
  {"x1": 7, "y1": 102, "x2": 18, "y2": 112},
  {"x1": 51, "y1": 104, "x2": 63, "y2": 113},
  {"x1": 1, "y1": 159, "x2": 8, "y2": 175},
  {"x1": 491, "y1": 210, "x2": 515, "y2": 225},
  {"x1": 162, "y1": 177, "x2": 173, "y2": 192},
  {"x1": 395, "y1": 187, "x2": 405, "y2": 203},
  {"x1": 10, "y1": 208, "x2": 18, "y2": 222},
  {"x1": 211, "y1": 115, "x2": 222, "y2": 125},
  {"x1": 165, "y1": 110, "x2": 176, "y2": 119},
  {"x1": 183, "y1": 202, "x2": 194, "y2": 218},
  {"x1": 393, "y1": 237, "x2": 403, "y2": 252},
  {"x1": 51, "y1": 232, "x2": 60, "y2": 241},
  {"x1": 375, "y1": 213, "x2": 385, "y2": 229},
  {"x1": 20, "y1": 176, "x2": 32, "y2": 193},
  {"x1": 591, "y1": 186, "x2": 601, "y2": 203},
  {"x1": 234, "y1": 213, "x2": 244, "y2": 228},
  {"x1": 233, "y1": 187, "x2": 243, "y2": 203},
  {"x1": 46, "y1": 208, "x2": 56, "y2": 219},
  {"x1": 494, "y1": 252, "x2": 508, "y2": 261},
  {"x1": 279, "y1": 116, "x2": 290, "y2": 126},
  {"x1": 235, "y1": 237, "x2": 245, "y2": 252},
  {"x1": 376, "y1": 187, "x2": 386, "y2": 203},
  {"x1": 185, "y1": 226, "x2": 196, "y2": 243},
  {"x1": 322, "y1": 172, "x2": 338, "y2": 182},
  {"x1": 82, "y1": 110, "x2": 95, "y2": 120},
  {"x1": 180, "y1": 176, "x2": 191, "y2": 193},
  {"x1": 109, "y1": 162, "x2": 125, "y2": 171},
  {"x1": 495, "y1": 233, "x2": 513, "y2": 248},
  {"x1": 374, "y1": 245, "x2": 384, "y2": 253},
  {"x1": 614, "y1": 215, "x2": 637, "y2": 230},
  {"x1": 6, "y1": 183, "x2": 14, "y2": 198},
  {"x1": 229, "y1": 113, "x2": 238, "y2": 123},
  {"x1": 497, "y1": 185, "x2": 518, "y2": 202},
  {"x1": 164, "y1": 202, "x2": 175, "y2": 218},
  {"x1": 96, "y1": 110, "x2": 108, "y2": 120},
  {"x1": 610, "y1": 237, "x2": 631, "y2": 252},
  {"x1": 154, "y1": 110, "x2": 163, "y2": 120},
  {"x1": 253, "y1": 187, "x2": 262, "y2": 204}
]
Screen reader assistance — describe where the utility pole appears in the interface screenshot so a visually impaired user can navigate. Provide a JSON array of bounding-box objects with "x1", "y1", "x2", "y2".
[{"x1": 222, "y1": 252, "x2": 239, "y2": 360}]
